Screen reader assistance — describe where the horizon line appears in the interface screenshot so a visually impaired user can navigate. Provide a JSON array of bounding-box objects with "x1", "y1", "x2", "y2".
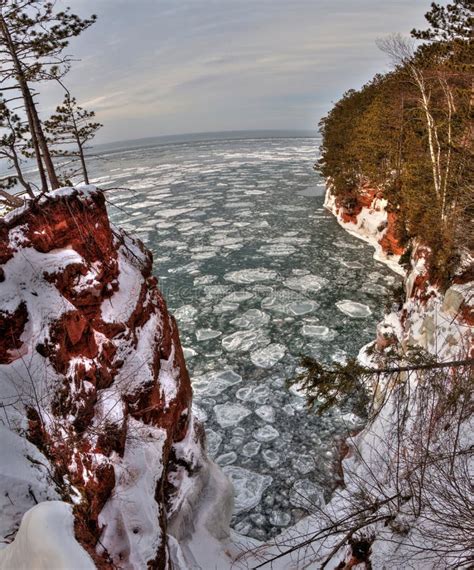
[{"x1": 91, "y1": 128, "x2": 319, "y2": 151}]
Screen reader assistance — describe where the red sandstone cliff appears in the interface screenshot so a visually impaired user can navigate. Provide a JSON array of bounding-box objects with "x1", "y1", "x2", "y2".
[
  {"x1": 325, "y1": 184, "x2": 474, "y2": 358},
  {"x1": 0, "y1": 187, "x2": 231, "y2": 568},
  {"x1": 324, "y1": 184, "x2": 404, "y2": 272}
]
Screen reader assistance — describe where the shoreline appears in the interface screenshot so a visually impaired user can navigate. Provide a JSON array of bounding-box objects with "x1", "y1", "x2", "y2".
[{"x1": 323, "y1": 186, "x2": 405, "y2": 277}]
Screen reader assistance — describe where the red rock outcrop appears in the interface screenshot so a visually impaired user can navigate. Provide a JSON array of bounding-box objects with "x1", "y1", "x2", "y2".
[
  {"x1": 336, "y1": 187, "x2": 379, "y2": 224},
  {"x1": 0, "y1": 187, "x2": 195, "y2": 568},
  {"x1": 378, "y1": 211, "x2": 404, "y2": 256},
  {"x1": 329, "y1": 184, "x2": 404, "y2": 258}
]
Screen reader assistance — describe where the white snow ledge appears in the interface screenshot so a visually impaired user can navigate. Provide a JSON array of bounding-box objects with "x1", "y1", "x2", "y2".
[
  {"x1": 0, "y1": 501, "x2": 95, "y2": 570},
  {"x1": 324, "y1": 186, "x2": 405, "y2": 276}
]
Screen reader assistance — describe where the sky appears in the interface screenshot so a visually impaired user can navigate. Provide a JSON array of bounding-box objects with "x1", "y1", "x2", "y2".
[{"x1": 43, "y1": 0, "x2": 430, "y2": 144}]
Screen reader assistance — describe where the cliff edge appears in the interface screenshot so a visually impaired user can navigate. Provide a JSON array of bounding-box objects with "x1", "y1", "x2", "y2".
[
  {"x1": 0, "y1": 186, "x2": 233, "y2": 569},
  {"x1": 242, "y1": 185, "x2": 473, "y2": 569}
]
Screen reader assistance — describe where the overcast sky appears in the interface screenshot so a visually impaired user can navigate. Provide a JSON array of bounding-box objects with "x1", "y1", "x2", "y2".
[{"x1": 44, "y1": 0, "x2": 429, "y2": 144}]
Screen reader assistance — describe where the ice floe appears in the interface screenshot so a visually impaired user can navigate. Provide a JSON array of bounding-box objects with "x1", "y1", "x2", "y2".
[
  {"x1": 340, "y1": 260, "x2": 363, "y2": 269},
  {"x1": 289, "y1": 479, "x2": 325, "y2": 510},
  {"x1": 242, "y1": 441, "x2": 261, "y2": 457},
  {"x1": 336, "y1": 300, "x2": 372, "y2": 318},
  {"x1": 222, "y1": 330, "x2": 269, "y2": 352},
  {"x1": 253, "y1": 425, "x2": 279, "y2": 442},
  {"x1": 259, "y1": 295, "x2": 284, "y2": 313},
  {"x1": 213, "y1": 302, "x2": 239, "y2": 314},
  {"x1": 205, "y1": 429, "x2": 223, "y2": 457},
  {"x1": 262, "y1": 449, "x2": 280, "y2": 468},
  {"x1": 252, "y1": 385, "x2": 271, "y2": 404},
  {"x1": 182, "y1": 347, "x2": 197, "y2": 359},
  {"x1": 222, "y1": 290, "x2": 254, "y2": 303},
  {"x1": 269, "y1": 510, "x2": 291, "y2": 527},
  {"x1": 230, "y1": 309, "x2": 270, "y2": 329},
  {"x1": 173, "y1": 305, "x2": 198, "y2": 322},
  {"x1": 235, "y1": 386, "x2": 253, "y2": 402},
  {"x1": 216, "y1": 452, "x2": 238, "y2": 466},
  {"x1": 250, "y1": 344, "x2": 286, "y2": 368},
  {"x1": 258, "y1": 244, "x2": 297, "y2": 256},
  {"x1": 301, "y1": 325, "x2": 337, "y2": 341},
  {"x1": 222, "y1": 466, "x2": 273, "y2": 514},
  {"x1": 196, "y1": 329, "x2": 222, "y2": 341},
  {"x1": 156, "y1": 207, "x2": 196, "y2": 218},
  {"x1": 224, "y1": 268, "x2": 278, "y2": 284},
  {"x1": 287, "y1": 300, "x2": 318, "y2": 315},
  {"x1": 292, "y1": 454, "x2": 316, "y2": 475},
  {"x1": 284, "y1": 274, "x2": 328, "y2": 293},
  {"x1": 214, "y1": 403, "x2": 252, "y2": 428},
  {"x1": 255, "y1": 405, "x2": 276, "y2": 423}
]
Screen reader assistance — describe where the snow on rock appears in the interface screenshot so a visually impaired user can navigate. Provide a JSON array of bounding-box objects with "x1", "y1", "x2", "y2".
[
  {"x1": 0, "y1": 426, "x2": 60, "y2": 542},
  {"x1": 100, "y1": 249, "x2": 142, "y2": 323},
  {"x1": 236, "y1": 189, "x2": 473, "y2": 569},
  {"x1": 324, "y1": 184, "x2": 405, "y2": 275},
  {"x1": 166, "y1": 416, "x2": 235, "y2": 569},
  {"x1": 0, "y1": 186, "x2": 234, "y2": 569},
  {"x1": 0, "y1": 502, "x2": 95, "y2": 570},
  {"x1": 97, "y1": 421, "x2": 168, "y2": 567}
]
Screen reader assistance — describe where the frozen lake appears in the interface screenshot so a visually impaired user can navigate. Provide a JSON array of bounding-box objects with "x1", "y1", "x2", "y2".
[{"x1": 89, "y1": 134, "x2": 399, "y2": 540}]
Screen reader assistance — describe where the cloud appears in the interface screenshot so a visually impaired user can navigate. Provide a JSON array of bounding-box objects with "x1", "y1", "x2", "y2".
[{"x1": 50, "y1": 0, "x2": 428, "y2": 143}]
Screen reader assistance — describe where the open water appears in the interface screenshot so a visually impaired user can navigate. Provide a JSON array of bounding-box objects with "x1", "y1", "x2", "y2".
[{"x1": 88, "y1": 133, "x2": 399, "y2": 540}]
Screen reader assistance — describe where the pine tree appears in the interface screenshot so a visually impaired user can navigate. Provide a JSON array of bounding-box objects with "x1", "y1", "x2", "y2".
[
  {"x1": 44, "y1": 94, "x2": 102, "y2": 185},
  {"x1": 319, "y1": 17, "x2": 472, "y2": 283},
  {"x1": 411, "y1": 0, "x2": 472, "y2": 43},
  {"x1": 0, "y1": 1, "x2": 96, "y2": 192},
  {"x1": 0, "y1": 96, "x2": 34, "y2": 198}
]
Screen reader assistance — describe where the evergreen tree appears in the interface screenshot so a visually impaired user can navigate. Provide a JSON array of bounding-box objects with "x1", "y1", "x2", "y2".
[
  {"x1": 411, "y1": 0, "x2": 472, "y2": 43},
  {"x1": 0, "y1": 1, "x2": 96, "y2": 192},
  {"x1": 44, "y1": 94, "x2": 102, "y2": 185},
  {"x1": 318, "y1": 11, "x2": 472, "y2": 284},
  {"x1": 0, "y1": 96, "x2": 34, "y2": 198}
]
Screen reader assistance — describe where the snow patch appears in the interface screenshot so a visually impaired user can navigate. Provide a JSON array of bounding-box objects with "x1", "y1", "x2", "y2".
[{"x1": 0, "y1": 502, "x2": 95, "y2": 570}]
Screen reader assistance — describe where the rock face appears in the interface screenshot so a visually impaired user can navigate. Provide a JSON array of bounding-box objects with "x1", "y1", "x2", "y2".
[
  {"x1": 324, "y1": 184, "x2": 405, "y2": 274},
  {"x1": 0, "y1": 187, "x2": 232, "y2": 568},
  {"x1": 245, "y1": 187, "x2": 473, "y2": 569},
  {"x1": 325, "y1": 182, "x2": 473, "y2": 357}
]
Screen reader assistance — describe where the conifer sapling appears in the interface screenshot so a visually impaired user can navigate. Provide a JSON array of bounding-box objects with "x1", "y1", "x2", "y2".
[{"x1": 44, "y1": 94, "x2": 102, "y2": 185}]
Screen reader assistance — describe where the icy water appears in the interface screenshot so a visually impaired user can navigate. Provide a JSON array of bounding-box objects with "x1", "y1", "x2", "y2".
[{"x1": 88, "y1": 134, "x2": 399, "y2": 540}]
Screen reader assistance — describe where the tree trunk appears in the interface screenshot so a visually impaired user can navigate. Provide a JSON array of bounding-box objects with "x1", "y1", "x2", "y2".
[
  {"x1": 0, "y1": 187, "x2": 23, "y2": 207},
  {"x1": 78, "y1": 141, "x2": 89, "y2": 185},
  {"x1": 29, "y1": 93, "x2": 60, "y2": 190},
  {"x1": 10, "y1": 146, "x2": 35, "y2": 198},
  {"x1": 0, "y1": 15, "x2": 59, "y2": 191},
  {"x1": 71, "y1": 111, "x2": 89, "y2": 184}
]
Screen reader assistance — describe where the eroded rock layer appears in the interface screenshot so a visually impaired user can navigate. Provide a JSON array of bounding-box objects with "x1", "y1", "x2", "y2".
[{"x1": 0, "y1": 187, "x2": 225, "y2": 568}]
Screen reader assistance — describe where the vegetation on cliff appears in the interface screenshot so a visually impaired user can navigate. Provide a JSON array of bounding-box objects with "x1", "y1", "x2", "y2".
[
  {"x1": 317, "y1": 0, "x2": 473, "y2": 283},
  {"x1": 283, "y1": 4, "x2": 474, "y2": 566},
  {"x1": 0, "y1": 1, "x2": 99, "y2": 201}
]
